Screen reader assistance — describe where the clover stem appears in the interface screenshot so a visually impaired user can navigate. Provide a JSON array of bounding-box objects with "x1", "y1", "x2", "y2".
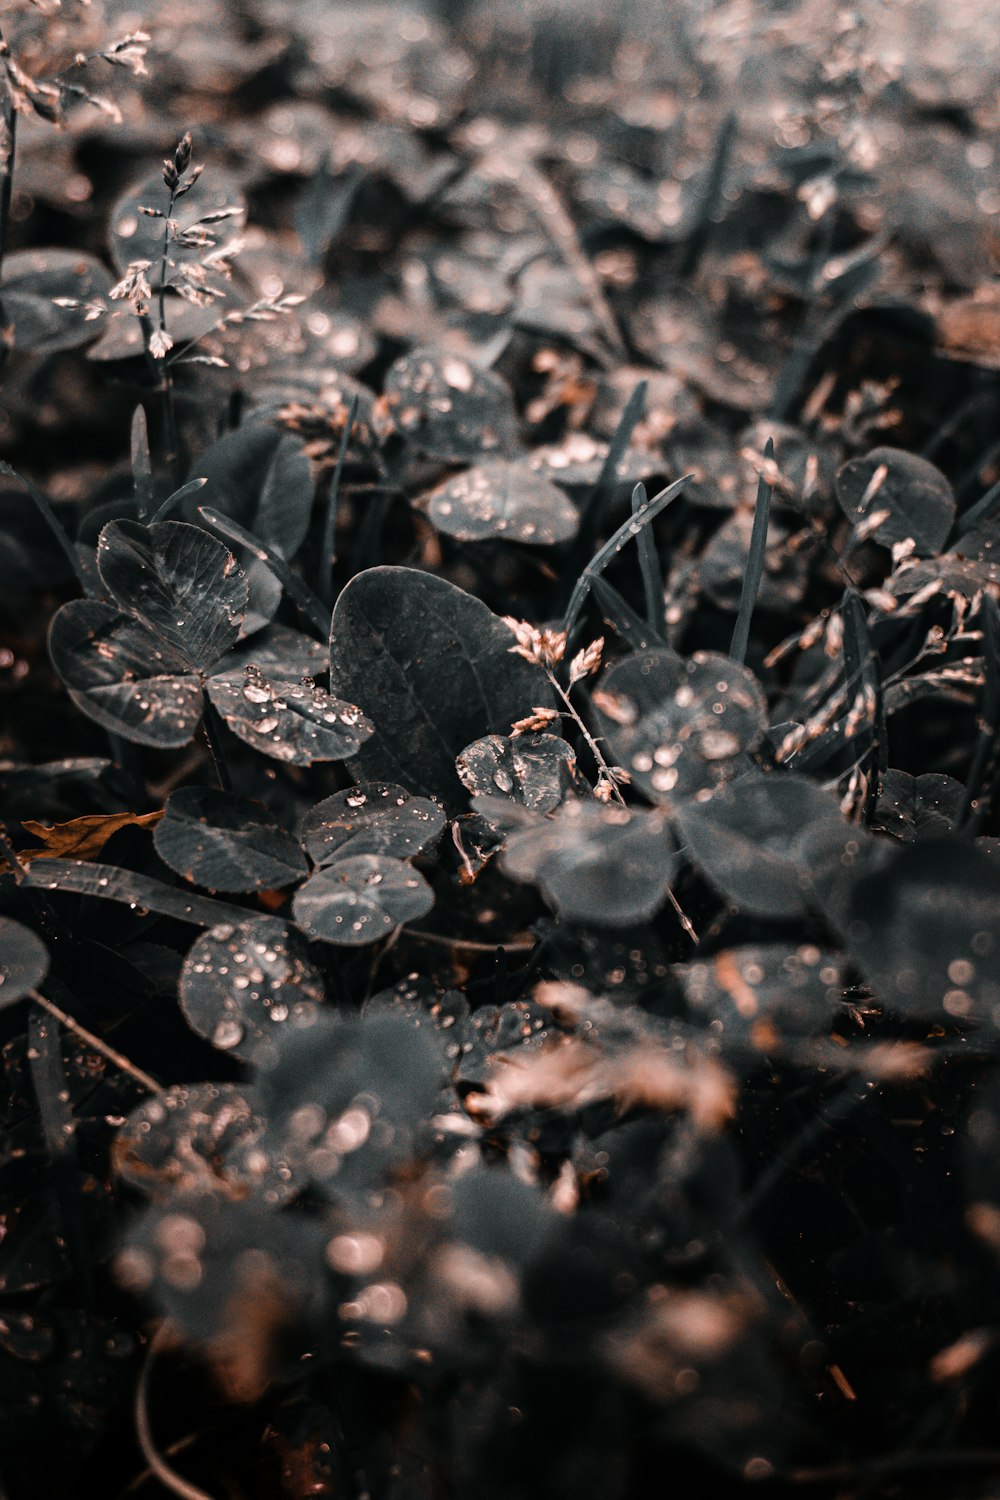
[
  {"x1": 542, "y1": 669, "x2": 699, "y2": 946},
  {"x1": 30, "y1": 990, "x2": 164, "y2": 1095},
  {"x1": 544, "y1": 667, "x2": 627, "y2": 807}
]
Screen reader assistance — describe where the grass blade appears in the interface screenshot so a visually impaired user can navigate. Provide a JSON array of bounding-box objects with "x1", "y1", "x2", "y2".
[
  {"x1": 590, "y1": 572, "x2": 667, "y2": 652},
  {"x1": 959, "y1": 592, "x2": 1000, "y2": 832},
  {"x1": 679, "y1": 111, "x2": 736, "y2": 278},
  {"x1": 0, "y1": 459, "x2": 92, "y2": 595},
  {"x1": 319, "y1": 391, "x2": 358, "y2": 607},
  {"x1": 150, "y1": 476, "x2": 207, "y2": 524},
  {"x1": 131, "y1": 404, "x2": 154, "y2": 523},
  {"x1": 199, "y1": 505, "x2": 329, "y2": 638},
  {"x1": 574, "y1": 379, "x2": 647, "y2": 552},
  {"x1": 631, "y1": 481, "x2": 663, "y2": 628},
  {"x1": 952, "y1": 476, "x2": 1000, "y2": 541},
  {"x1": 563, "y1": 472, "x2": 693, "y2": 640},
  {"x1": 24, "y1": 859, "x2": 250, "y2": 927},
  {"x1": 729, "y1": 437, "x2": 774, "y2": 665}
]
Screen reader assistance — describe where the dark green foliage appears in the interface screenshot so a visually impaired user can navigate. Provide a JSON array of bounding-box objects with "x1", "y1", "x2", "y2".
[{"x1": 4, "y1": 5, "x2": 1000, "y2": 1498}]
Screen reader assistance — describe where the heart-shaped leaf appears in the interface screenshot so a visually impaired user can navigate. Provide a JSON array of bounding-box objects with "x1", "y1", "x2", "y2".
[
  {"x1": 301, "y1": 783, "x2": 445, "y2": 866},
  {"x1": 207, "y1": 668, "x2": 372, "y2": 765},
  {"x1": 500, "y1": 800, "x2": 678, "y2": 927},
  {"x1": 673, "y1": 770, "x2": 849, "y2": 919},
  {"x1": 96, "y1": 520, "x2": 247, "y2": 670},
  {"x1": 179, "y1": 916, "x2": 326, "y2": 1065},
  {"x1": 421, "y1": 460, "x2": 578, "y2": 544},
  {"x1": 835, "y1": 447, "x2": 955, "y2": 557},
  {"x1": 384, "y1": 348, "x2": 520, "y2": 461},
  {"x1": 457, "y1": 733, "x2": 579, "y2": 813},
  {"x1": 329, "y1": 566, "x2": 548, "y2": 807},
  {"x1": 155, "y1": 788, "x2": 309, "y2": 893},
  {"x1": 49, "y1": 600, "x2": 205, "y2": 748},
  {"x1": 593, "y1": 648, "x2": 766, "y2": 804},
  {"x1": 292, "y1": 855, "x2": 435, "y2": 945}
]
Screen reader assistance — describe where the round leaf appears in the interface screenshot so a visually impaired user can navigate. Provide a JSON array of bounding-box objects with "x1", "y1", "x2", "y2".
[
  {"x1": 593, "y1": 648, "x2": 766, "y2": 804},
  {"x1": 207, "y1": 668, "x2": 373, "y2": 765},
  {"x1": 155, "y1": 788, "x2": 309, "y2": 893},
  {"x1": 292, "y1": 856, "x2": 435, "y2": 945},
  {"x1": 384, "y1": 348, "x2": 520, "y2": 461},
  {"x1": 114, "y1": 1083, "x2": 301, "y2": 1208},
  {"x1": 835, "y1": 447, "x2": 955, "y2": 557},
  {"x1": 301, "y1": 783, "x2": 445, "y2": 866},
  {"x1": 673, "y1": 771, "x2": 849, "y2": 919},
  {"x1": 682, "y1": 944, "x2": 847, "y2": 1041},
  {"x1": 422, "y1": 460, "x2": 579, "y2": 545},
  {"x1": 329, "y1": 566, "x2": 549, "y2": 807},
  {"x1": 179, "y1": 916, "x2": 326, "y2": 1065},
  {"x1": 843, "y1": 839, "x2": 1000, "y2": 1020},
  {"x1": 501, "y1": 801, "x2": 679, "y2": 927},
  {"x1": 0, "y1": 248, "x2": 113, "y2": 353},
  {"x1": 0, "y1": 918, "x2": 49, "y2": 1007}
]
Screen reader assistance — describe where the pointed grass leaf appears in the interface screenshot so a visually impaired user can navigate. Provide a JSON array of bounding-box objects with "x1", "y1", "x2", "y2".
[
  {"x1": 96, "y1": 520, "x2": 247, "y2": 670},
  {"x1": 0, "y1": 918, "x2": 49, "y2": 1007},
  {"x1": 673, "y1": 770, "x2": 850, "y2": 919},
  {"x1": 206, "y1": 670, "x2": 372, "y2": 766},
  {"x1": 292, "y1": 855, "x2": 435, "y2": 945},
  {"x1": 301, "y1": 784, "x2": 445, "y2": 866},
  {"x1": 835, "y1": 447, "x2": 955, "y2": 557},
  {"x1": 155, "y1": 788, "x2": 309, "y2": 894},
  {"x1": 179, "y1": 917, "x2": 326, "y2": 1066},
  {"x1": 593, "y1": 648, "x2": 766, "y2": 804},
  {"x1": 328, "y1": 566, "x2": 549, "y2": 807},
  {"x1": 500, "y1": 800, "x2": 678, "y2": 927},
  {"x1": 421, "y1": 460, "x2": 579, "y2": 545}
]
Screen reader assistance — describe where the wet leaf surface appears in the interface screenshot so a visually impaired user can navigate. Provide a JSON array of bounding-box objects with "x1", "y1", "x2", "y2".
[
  {"x1": 301, "y1": 783, "x2": 445, "y2": 865},
  {"x1": 421, "y1": 459, "x2": 579, "y2": 544},
  {"x1": 179, "y1": 916, "x2": 326, "y2": 1065},
  {"x1": 0, "y1": 919, "x2": 49, "y2": 1007},
  {"x1": 329, "y1": 566, "x2": 549, "y2": 806},
  {"x1": 593, "y1": 648, "x2": 767, "y2": 804},
  {"x1": 155, "y1": 787, "x2": 309, "y2": 892},
  {"x1": 207, "y1": 668, "x2": 373, "y2": 765},
  {"x1": 292, "y1": 855, "x2": 435, "y2": 945}
]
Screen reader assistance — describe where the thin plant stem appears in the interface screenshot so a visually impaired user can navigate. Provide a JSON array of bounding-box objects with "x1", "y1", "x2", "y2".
[
  {"x1": 136, "y1": 1325, "x2": 214, "y2": 1500},
  {"x1": 542, "y1": 668, "x2": 701, "y2": 949},
  {"x1": 157, "y1": 181, "x2": 180, "y2": 481},
  {"x1": 30, "y1": 990, "x2": 164, "y2": 1095}
]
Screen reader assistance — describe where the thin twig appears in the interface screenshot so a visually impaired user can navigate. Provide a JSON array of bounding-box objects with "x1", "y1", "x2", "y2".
[
  {"x1": 402, "y1": 929, "x2": 536, "y2": 954},
  {"x1": 136, "y1": 1325, "x2": 215, "y2": 1500},
  {"x1": 30, "y1": 990, "x2": 164, "y2": 1095}
]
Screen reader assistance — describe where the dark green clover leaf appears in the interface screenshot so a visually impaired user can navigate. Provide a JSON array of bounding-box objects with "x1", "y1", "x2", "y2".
[
  {"x1": 329, "y1": 566, "x2": 548, "y2": 808},
  {"x1": 179, "y1": 916, "x2": 326, "y2": 1066},
  {"x1": 593, "y1": 648, "x2": 766, "y2": 805},
  {"x1": 155, "y1": 788, "x2": 309, "y2": 894},
  {"x1": 0, "y1": 918, "x2": 49, "y2": 1007},
  {"x1": 292, "y1": 855, "x2": 435, "y2": 945},
  {"x1": 301, "y1": 783, "x2": 445, "y2": 866}
]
